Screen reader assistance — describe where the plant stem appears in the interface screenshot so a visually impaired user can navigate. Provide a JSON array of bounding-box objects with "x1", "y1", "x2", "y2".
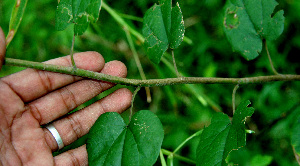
[
  {"x1": 161, "y1": 149, "x2": 196, "y2": 165},
  {"x1": 160, "y1": 149, "x2": 167, "y2": 166},
  {"x1": 173, "y1": 129, "x2": 203, "y2": 154},
  {"x1": 161, "y1": 57, "x2": 222, "y2": 112},
  {"x1": 167, "y1": 154, "x2": 174, "y2": 166},
  {"x1": 265, "y1": 40, "x2": 279, "y2": 75},
  {"x1": 232, "y1": 84, "x2": 240, "y2": 114},
  {"x1": 129, "y1": 86, "x2": 141, "y2": 122},
  {"x1": 70, "y1": 34, "x2": 77, "y2": 69},
  {"x1": 171, "y1": 49, "x2": 180, "y2": 78},
  {"x1": 4, "y1": 58, "x2": 300, "y2": 87},
  {"x1": 118, "y1": 13, "x2": 143, "y2": 22},
  {"x1": 124, "y1": 28, "x2": 151, "y2": 103}
]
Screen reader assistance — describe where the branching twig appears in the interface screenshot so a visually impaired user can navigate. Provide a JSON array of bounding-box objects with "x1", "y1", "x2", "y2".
[{"x1": 4, "y1": 58, "x2": 300, "y2": 87}]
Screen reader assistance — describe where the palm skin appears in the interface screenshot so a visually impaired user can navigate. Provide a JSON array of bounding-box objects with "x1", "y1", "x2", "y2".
[{"x1": 0, "y1": 28, "x2": 132, "y2": 165}]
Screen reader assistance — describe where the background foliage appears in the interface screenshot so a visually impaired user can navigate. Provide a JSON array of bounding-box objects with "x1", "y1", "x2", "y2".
[{"x1": 0, "y1": 0, "x2": 299, "y2": 165}]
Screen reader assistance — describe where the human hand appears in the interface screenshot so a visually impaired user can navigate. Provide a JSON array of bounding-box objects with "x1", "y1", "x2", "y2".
[
  {"x1": 0, "y1": 52, "x2": 132, "y2": 165},
  {"x1": 0, "y1": 27, "x2": 5, "y2": 70}
]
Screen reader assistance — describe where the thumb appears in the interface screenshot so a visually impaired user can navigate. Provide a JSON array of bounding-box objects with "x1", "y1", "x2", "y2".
[{"x1": 0, "y1": 27, "x2": 6, "y2": 70}]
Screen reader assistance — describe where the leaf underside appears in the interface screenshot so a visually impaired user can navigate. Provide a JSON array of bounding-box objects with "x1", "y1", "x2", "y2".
[
  {"x1": 223, "y1": 0, "x2": 284, "y2": 60},
  {"x1": 87, "y1": 110, "x2": 164, "y2": 166},
  {"x1": 196, "y1": 100, "x2": 254, "y2": 166}
]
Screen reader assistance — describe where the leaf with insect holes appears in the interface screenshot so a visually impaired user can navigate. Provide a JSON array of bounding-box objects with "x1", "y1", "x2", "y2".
[
  {"x1": 87, "y1": 110, "x2": 164, "y2": 166},
  {"x1": 55, "y1": 0, "x2": 102, "y2": 35},
  {"x1": 142, "y1": 0, "x2": 185, "y2": 64},
  {"x1": 196, "y1": 100, "x2": 254, "y2": 166},
  {"x1": 223, "y1": 0, "x2": 284, "y2": 60}
]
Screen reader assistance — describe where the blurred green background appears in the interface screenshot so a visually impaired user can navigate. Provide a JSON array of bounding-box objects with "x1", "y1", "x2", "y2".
[{"x1": 0, "y1": 0, "x2": 299, "y2": 165}]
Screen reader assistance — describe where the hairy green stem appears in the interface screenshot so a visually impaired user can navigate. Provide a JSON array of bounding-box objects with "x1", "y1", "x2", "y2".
[{"x1": 4, "y1": 58, "x2": 300, "y2": 87}]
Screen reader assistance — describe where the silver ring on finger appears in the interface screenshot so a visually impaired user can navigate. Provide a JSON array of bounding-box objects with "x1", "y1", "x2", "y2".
[{"x1": 45, "y1": 123, "x2": 64, "y2": 150}]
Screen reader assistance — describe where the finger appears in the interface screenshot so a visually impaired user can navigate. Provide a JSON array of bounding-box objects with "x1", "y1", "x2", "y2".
[
  {"x1": 26, "y1": 60, "x2": 127, "y2": 125},
  {"x1": 1, "y1": 51, "x2": 105, "y2": 102},
  {"x1": 44, "y1": 88, "x2": 132, "y2": 151},
  {"x1": 0, "y1": 27, "x2": 6, "y2": 70},
  {"x1": 54, "y1": 145, "x2": 88, "y2": 166}
]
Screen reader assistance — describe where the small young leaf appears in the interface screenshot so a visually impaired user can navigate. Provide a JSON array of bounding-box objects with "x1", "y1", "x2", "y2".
[
  {"x1": 55, "y1": 0, "x2": 102, "y2": 35},
  {"x1": 142, "y1": 0, "x2": 185, "y2": 64},
  {"x1": 196, "y1": 100, "x2": 254, "y2": 166},
  {"x1": 87, "y1": 110, "x2": 164, "y2": 166},
  {"x1": 223, "y1": 0, "x2": 284, "y2": 60}
]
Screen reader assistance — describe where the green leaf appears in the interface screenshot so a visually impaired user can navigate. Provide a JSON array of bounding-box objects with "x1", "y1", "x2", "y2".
[
  {"x1": 223, "y1": 0, "x2": 285, "y2": 60},
  {"x1": 55, "y1": 0, "x2": 73, "y2": 32},
  {"x1": 87, "y1": 110, "x2": 164, "y2": 166},
  {"x1": 55, "y1": 0, "x2": 102, "y2": 35},
  {"x1": 196, "y1": 113, "x2": 231, "y2": 166},
  {"x1": 196, "y1": 100, "x2": 254, "y2": 166},
  {"x1": 142, "y1": 0, "x2": 185, "y2": 64},
  {"x1": 6, "y1": 0, "x2": 28, "y2": 47},
  {"x1": 169, "y1": 3, "x2": 185, "y2": 49}
]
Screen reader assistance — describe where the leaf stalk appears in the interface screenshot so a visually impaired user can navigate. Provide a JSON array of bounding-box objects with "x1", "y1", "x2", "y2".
[
  {"x1": 129, "y1": 86, "x2": 141, "y2": 122},
  {"x1": 70, "y1": 34, "x2": 77, "y2": 70},
  {"x1": 171, "y1": 49, "x2": 180, "y2": 78},
  {"x1": 232, "y1": 84, "x2": 240, "y2": 114},
  {"x1": 265, "y1": 40, "x2": 279, "y2": 75}
]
